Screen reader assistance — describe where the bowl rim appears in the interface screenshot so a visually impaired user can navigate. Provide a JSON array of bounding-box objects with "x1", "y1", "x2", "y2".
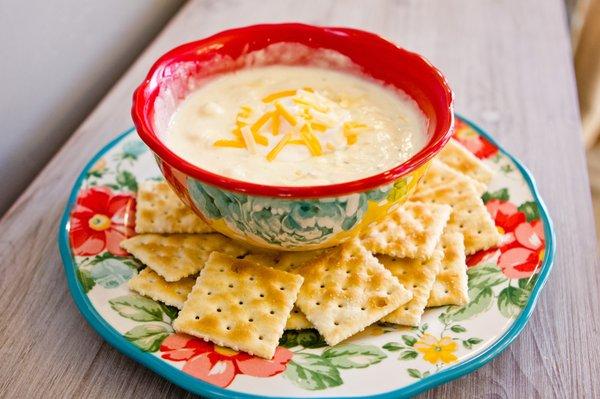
[{"x1": 132, "y1": 23, "x2": 454, "y2": 198}]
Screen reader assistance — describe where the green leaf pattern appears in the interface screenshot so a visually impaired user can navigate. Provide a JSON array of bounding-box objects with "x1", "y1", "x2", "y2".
[
  {"x1": 284, "y1": 353, "x2": 342, "y2": 390},
  {"x1": 109, "y1": 294, "x2": 168, "y2": 322},
  {"x1": 124, "y1": 323, "x2": 172, "y2": 352},
  {"x1": 322, "y1": 345, "x2": 386, "y2": 369}
]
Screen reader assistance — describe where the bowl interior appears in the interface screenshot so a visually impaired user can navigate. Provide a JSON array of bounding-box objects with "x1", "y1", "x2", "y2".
[{"x1": 133, "y1": 23, "x2": 453, "y2": 197}]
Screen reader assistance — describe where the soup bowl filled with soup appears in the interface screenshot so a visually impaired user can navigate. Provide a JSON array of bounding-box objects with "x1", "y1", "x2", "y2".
[{"x1": 132, "y1": 23, "x2": 454, "y2": 250}]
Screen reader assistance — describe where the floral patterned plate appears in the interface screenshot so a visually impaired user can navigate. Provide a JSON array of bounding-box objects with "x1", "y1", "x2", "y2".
[{"x1": 58, "y1": 115, "x2": 555, "y2": 398}]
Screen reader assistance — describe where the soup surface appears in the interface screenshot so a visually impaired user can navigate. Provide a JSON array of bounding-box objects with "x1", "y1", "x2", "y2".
[{"x1": 164, "y1": 65, "x2": 428, "y2": 186}]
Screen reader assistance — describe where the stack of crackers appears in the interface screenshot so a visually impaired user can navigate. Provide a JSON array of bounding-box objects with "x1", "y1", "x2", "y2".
[{"x1": 121, "y1": 139, "x2": 500, "y2": 359}]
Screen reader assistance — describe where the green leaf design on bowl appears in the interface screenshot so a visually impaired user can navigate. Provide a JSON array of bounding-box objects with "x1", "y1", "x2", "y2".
[{"x1": 188, "y1": 181, "x2": 377, "y2": 247}]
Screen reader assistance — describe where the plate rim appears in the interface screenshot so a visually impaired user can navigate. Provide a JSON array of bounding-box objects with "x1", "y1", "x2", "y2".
[{"x1": 58, "y1": 115, "x2": 556, "y2": 399}]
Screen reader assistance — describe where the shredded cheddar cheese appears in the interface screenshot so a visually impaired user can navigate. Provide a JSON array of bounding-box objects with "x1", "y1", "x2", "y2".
[
  {"x1": 299, "y1": 124, "x2": 323, "y2": 156},
  {"x1": 213, "y1": 88, "x2": 367, "y2": 160},
  {"x1": 267, "y1": 133, "x2": 293, "y2": 161},
  {"x1": 214, "y1": 139, "x2": 245, "y2": 148},
  {"x1": 251, "y1": 111, "x2": 273, "y2": 133},
  {"x1": 262, "y1": 90, "x2": 297, "y2": 103},
  {"x1": 274, "y1": 102, "x2": 297, "y2": 126}
]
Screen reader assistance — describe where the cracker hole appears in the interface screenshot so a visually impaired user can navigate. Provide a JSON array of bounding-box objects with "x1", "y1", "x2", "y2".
[
  {"x1": 338, "y1": 304, "x2": 343, "y2": 308},
  {"x1": 249, "y1": 276, "x2": 255, "y2": 281},
  {"x1": 259, "y1": 293, "x2": 264, "y2": 298},
  {"x1": 280, "y1": 287, "x2": 285, "y2": 291},
  {"x1": 239, "y1": 301, "x2": 244, "y2": 305},
  {"x1": 293, "y1": 309, "x2": 299, "y2": 314},
  {"x1": 477, "y1": 230, "x2": 482, "y2": 234},
  {"x1": 249, "y1": 318, "x2": 254, "y2": 322},
  {"x1": 226, "y1": 326, "x2": 231, "y2": 330},
  {"x1": 195, "y1": 316, "x2": 199, "y2": 320},
  {"x1": 412, "y1": 284, "x2": 418, "y2": 289},
  {"x1": 404, "y1": 307, "x2": 409, "y2": 311},
  {"x1": 270, "y1": 310, "x2": 275, "y2": 315},
  {"x1": 320, "y1": 284, "x2": 325, "y2": 288},
  {"x1": 207, "y1": 291, "x2": 212, "y2": 296},
  {"x1": 342, "y1": 287, "x2": 348, "y2": 291},
  {"x1": 444, "y1": 290, "x2": 449, "y2": 294},
  {"x1": 361, "y1": 307, "x2": 366, "y2": 311},
  {"x1": 459, "y1": 224, "x2": 464, "y2": 228},
  {"x1": 258, "y1": 336, "x2": 264, "y2": 340},
  {"x1": 334, "y1": 321, "x2": 339, "y2": 326},
  {"x1": 217, "y1": 308, "x2": 222, "y2": 312},
  {"x1": 229, "y1": 283, "x2": 234, "y2": 288},
  {"x1": 316, "y1": 302, "x2": 321, "y2": 306},
  {"x1": 219, "y1": 268, "x2": 225, "y2": 272}
]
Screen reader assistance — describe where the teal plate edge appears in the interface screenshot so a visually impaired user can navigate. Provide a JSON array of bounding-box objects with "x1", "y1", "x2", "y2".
[{"x1": 58, "y1": 115, "x2": 556, "y2": 399}]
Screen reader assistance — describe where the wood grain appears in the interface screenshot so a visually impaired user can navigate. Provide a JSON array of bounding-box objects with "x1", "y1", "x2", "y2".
[{"x1": 1, "y1": 0, "x2": 599, "y2": 398}]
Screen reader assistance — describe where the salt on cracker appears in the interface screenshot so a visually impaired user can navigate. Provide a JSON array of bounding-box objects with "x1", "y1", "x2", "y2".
[
  {"x1": 172, "y1": 252, "x2": 303, "y2": 359},
  {"x1": 427, "y1": 229, "x2": 469, "y2": 307},
  {"x1": 120, "y1": 233, "x2": 249, "y2": 281},
  {"x1": 295, "y1": 239, "x2": 412, "y2": 346},
  {"x1": 411, "y1": 160, "x2": 500, "y2": 254},
  {"x1": 129, "y1": 268, "x2": 194, "y2": 309},
  {"x1": 438, "y1": 139, "x2": 493, "y2": 187},
  {"x1": 136, "y1": 180, "x2": 213, "y2": 234},
  {"x1": 361, "y1": 202, "x2": 451, "y2": 259},
  {"x1": 378, "y1": 249, "x2": 443, "y2": 326}
]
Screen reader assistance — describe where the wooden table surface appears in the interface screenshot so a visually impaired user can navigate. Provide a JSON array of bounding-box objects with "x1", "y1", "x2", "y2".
[{"x1": 2, "y1": 0, "x2": 599, "y2": 397}]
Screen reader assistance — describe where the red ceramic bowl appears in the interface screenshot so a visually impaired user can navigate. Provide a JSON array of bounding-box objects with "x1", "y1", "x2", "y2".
[{"x1": 132, "y1": 23, "x2": 454, "y2": 250}]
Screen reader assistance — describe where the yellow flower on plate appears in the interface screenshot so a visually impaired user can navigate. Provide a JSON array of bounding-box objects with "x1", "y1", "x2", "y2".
[{"x1": 414, "y1": 334, "x2": 458, "y2": 365}]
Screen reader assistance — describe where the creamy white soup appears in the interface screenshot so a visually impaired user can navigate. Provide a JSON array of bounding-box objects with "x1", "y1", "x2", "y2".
[{"x1": 164, "y1": 65, "x2": 428, "y2": 186}]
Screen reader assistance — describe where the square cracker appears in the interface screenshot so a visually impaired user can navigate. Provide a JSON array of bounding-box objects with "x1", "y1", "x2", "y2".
[
  {"x1": 172, "y1": 252, "x2": 303, "y2": 359},
  {"x1": 427, "y1": 229, "x2": 469, "y2": 307},
  {"x1": 129, "y1": 268, "x2": 194, "y2": 309},
  {"x1": 378, "y1": 248, "x2": 443, "y2": 326},
  {"x1": 438, "y1": 139, "x2": 494, "y2": 187},
  {"x1": 295, "y1": 239, "x2": 412, "y2": 346},
  {"x1": 411, "y1": 160, "x2": 500, "y2": 254},
  {"x1": 120, "y1": 233, "x2": 249, "y2": 281},
  {"x1": 243, "y1": 251, "x2": 323, "y2": 330},
  {"x1": 136, "y1": 180, "x2": 213, "y2": 234},
  {"x1": 361, "y1": 202, "x2": 452, "y2": 259}
]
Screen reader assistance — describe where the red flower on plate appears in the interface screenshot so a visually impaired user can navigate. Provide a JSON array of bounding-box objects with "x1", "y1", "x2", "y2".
[
  {"x1": 453, "y1": 118, "x2": 498, "y2": 159},
  {"x1": 467, "y1": 199, "x2": 545, "y2": 279},
  {"x1": 69, "y1": 187, "x2": 136, "y2": 256},
  {"x1": 160, "y1": 334, "x2": 293, "y2": 388}
]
